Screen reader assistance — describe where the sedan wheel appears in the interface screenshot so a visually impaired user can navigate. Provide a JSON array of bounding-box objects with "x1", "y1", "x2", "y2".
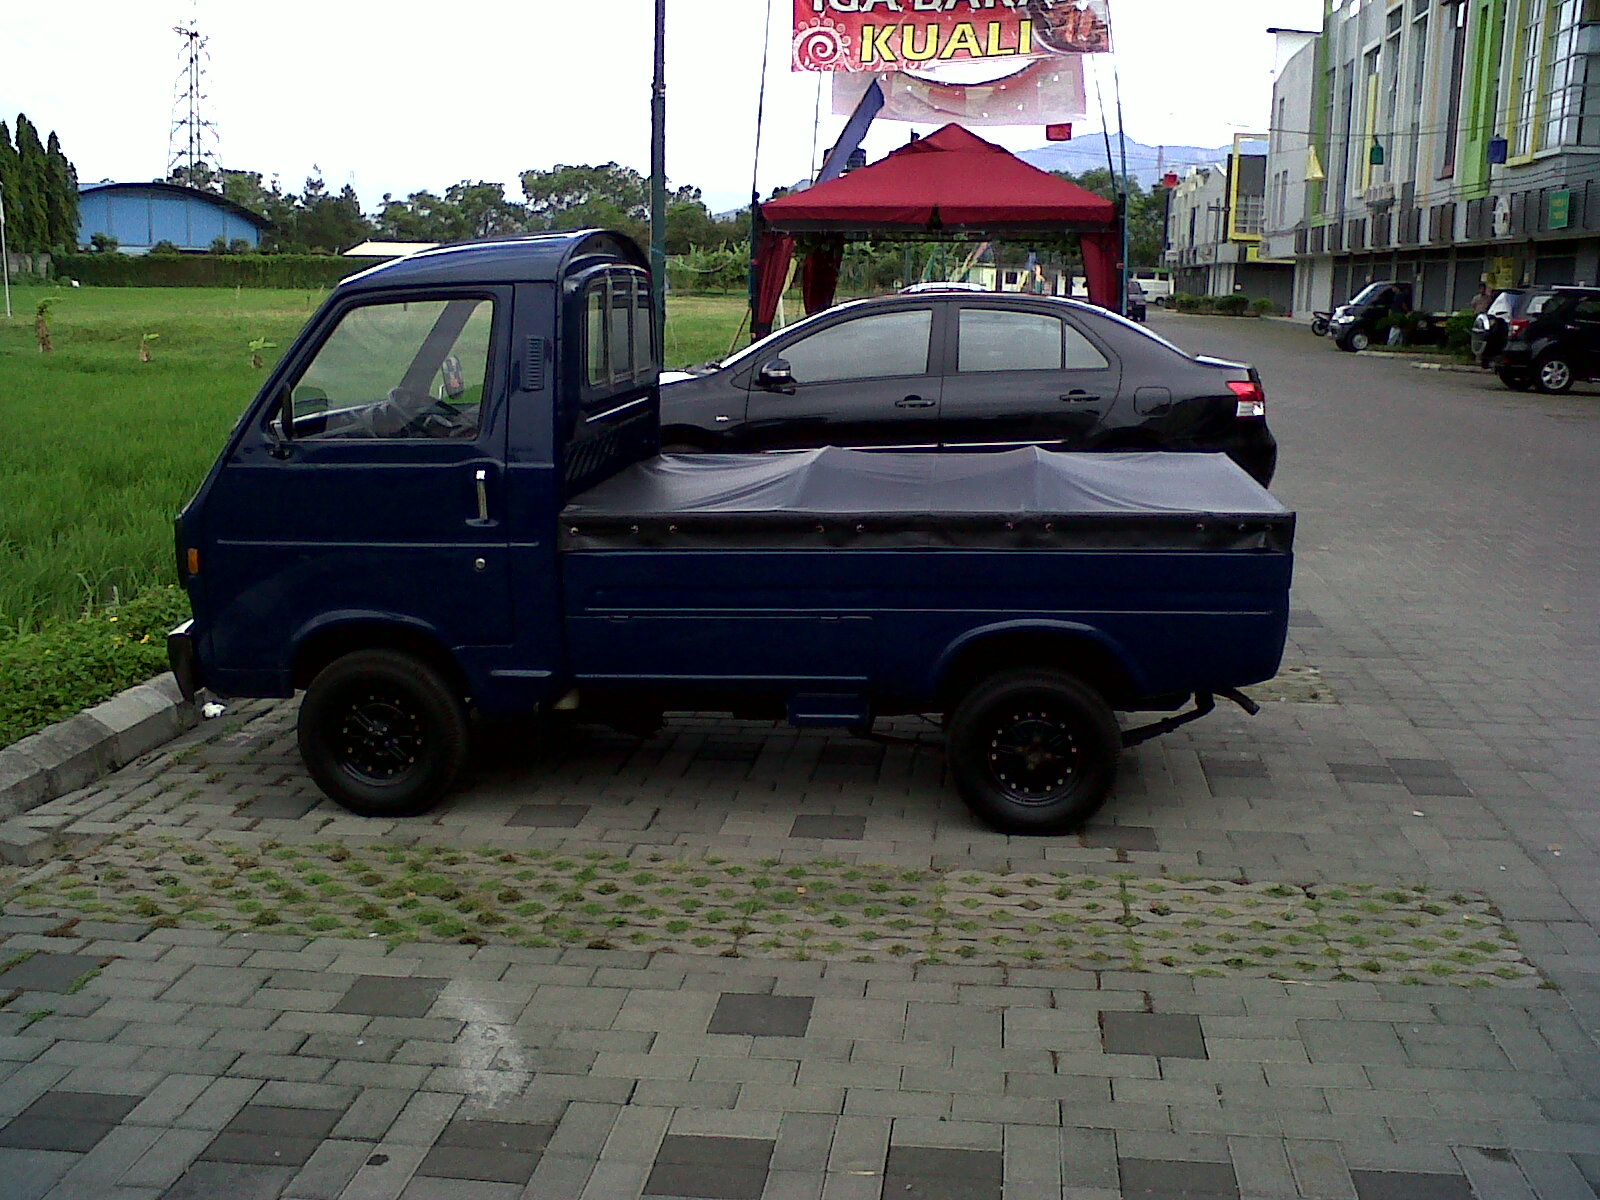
[{"x1": 1535, "y1": 356, "x2": 1574, "y2": 394}]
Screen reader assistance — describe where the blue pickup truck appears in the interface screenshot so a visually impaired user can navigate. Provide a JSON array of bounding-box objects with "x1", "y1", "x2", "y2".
[{"x1": 168, "y1": 230, "x2": 1294, "y2": 835}]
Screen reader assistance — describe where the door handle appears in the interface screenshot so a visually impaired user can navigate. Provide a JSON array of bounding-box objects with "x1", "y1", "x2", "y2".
[
  {"x1": 1061, "y1": 390, "x2": 1100, "y2": 403},
  {"x1": 474, "y1": 468, "x2": 489, "y2": 522},
  {"x1": 896, "y1": 395, "x2": 936, "y2": 408}
]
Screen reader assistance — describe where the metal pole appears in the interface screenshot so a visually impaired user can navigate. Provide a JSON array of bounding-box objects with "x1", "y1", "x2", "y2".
[
  {"x1": 0, "y1": 178, "x2": 11, "y2": 320},
  {"x1": 650, "y1": 0, "x2": 668, "y2": 346}
]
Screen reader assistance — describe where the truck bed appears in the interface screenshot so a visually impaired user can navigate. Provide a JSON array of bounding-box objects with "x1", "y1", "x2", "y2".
[
  {"x1": 557, "y1": 449, "x2": 1294, "y2": 704},
  {"x1": 561, "y1": 447, "x2": 1292, "y2": 552}
]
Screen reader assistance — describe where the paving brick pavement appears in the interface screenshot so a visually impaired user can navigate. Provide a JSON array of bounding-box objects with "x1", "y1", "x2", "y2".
[{"x1": 2, "y1": 319, "x2": 1599, "y2": 1197}]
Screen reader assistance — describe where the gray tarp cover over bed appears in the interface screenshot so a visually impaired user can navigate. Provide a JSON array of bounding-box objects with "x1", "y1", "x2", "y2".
[{"x1": 561, "y1": 447, "x2": 1295, "y2": 553}]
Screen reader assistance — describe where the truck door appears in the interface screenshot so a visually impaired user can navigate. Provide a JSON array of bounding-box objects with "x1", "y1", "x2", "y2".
[{"x1": 203, "y1": 290, "x2": 513, "y2": 670}]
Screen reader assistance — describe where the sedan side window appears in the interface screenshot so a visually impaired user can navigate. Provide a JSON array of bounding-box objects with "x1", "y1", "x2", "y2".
[
  {"x1": 781, "y1": 309, "x2": 933, "y2": 384},
  {"x1": 290, "y1": 298, "x2": 493, "y2": 441},
  {"x1": 959, "y1": 310, "x2": 1061, "y2": 372},
  {"x1": 956, "y1": 309, "x2": 1110, "y2": 373}
]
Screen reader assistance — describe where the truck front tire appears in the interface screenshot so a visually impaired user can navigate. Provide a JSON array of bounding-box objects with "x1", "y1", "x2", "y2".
[
  {"x1": 297, "y1": 649, "x2": 469, "y2": 817},
  {"x1": 946, "y1": 668, "x2": 1120, "y2": 835}
]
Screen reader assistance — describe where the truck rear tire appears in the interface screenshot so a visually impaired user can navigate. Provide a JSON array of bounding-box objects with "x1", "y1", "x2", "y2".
[
  {"x1": 946, "y1": 668, "x2": 1119, "y2": 835},
  {"x1": 297, "y1": 649, "x2": 469, "y2": 818}
]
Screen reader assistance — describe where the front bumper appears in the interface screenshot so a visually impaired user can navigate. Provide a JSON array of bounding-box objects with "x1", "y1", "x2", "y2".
[{"x1": 167, "y1": 620, "x2": 202, "y2": 703}]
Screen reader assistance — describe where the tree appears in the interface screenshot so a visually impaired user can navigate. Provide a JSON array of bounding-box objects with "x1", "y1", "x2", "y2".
[
  {"x1": 1, "y1": 116, "x2": 80, "y2": 253},
  {"x1": 44, "y1": 132, "x2": 78, "y2": 250},
  {"x1": 519, "y1": 163, "x2": 702, "y2": 247},
  {"x1": 9, "y1": 115, "x2": 50, "y2": 252},
  {"x1": 281, "y1": 174, "x2": 371, "y2": 253},
  {"x1": 1054, "y1": 169, "x2": 1163, "y2": 268},
  {"x1": 374, "y1": 190, "x2": 459, "y2": 241},
  {"x1": 443, "y1": 181, "x2": 525, "y2": 239},
  {"x1": 218, "y1": 170, "x2": 298, "y2": 241}
]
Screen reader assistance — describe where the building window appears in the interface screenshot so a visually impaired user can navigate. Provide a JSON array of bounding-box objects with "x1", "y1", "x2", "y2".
[
  {"x1": 1539, "y1": 0, "x2": 1580, "y2": 149},
  {"x1": 1513, "y1": 0, "x2": 1550, "y2": 156},
  {"x1": 1440, "y1": 0, "x2": 1467, "y2": 176}
]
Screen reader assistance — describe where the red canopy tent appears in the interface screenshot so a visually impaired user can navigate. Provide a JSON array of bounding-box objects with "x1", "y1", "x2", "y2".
[{"x1": 752, "y1": 124, "x2": 1122, "y2": 338}]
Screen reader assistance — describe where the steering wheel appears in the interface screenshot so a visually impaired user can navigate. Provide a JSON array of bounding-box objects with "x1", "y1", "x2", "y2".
[{"x1": 382, "y1": 387, "x2": 470, "y2": 438}]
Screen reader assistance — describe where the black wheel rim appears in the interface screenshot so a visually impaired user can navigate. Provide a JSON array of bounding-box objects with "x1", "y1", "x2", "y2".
[
  {"x1": 984, "y1": 701, "x2": 1084, "y2": 806},
  {"x1": 333, "y1": 687, "x2": 425, "y2": 784}
]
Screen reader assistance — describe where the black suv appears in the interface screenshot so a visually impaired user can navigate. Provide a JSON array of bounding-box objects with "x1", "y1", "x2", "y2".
[
  {"x1": 1489, "y1": 285, "x2": 1600, "y2": 393},
  {"x1": 659, "y1": 292, "x2": 1277, "y2": 485}
]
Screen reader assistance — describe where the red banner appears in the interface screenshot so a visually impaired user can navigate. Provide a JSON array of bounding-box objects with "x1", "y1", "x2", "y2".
[{"x1": 793, "y1": 1, "x2": 1111, "y2": 73}]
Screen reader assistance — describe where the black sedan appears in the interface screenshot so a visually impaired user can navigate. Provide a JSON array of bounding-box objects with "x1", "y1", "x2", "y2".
[{"x1": 659, "y1": 291, "x2": 1277, "y2": 485}]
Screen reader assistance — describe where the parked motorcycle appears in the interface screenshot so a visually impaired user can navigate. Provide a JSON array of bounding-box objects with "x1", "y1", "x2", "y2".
[{"x1": 1310, "y1": 311, "x2": 1332, "y2": 337}]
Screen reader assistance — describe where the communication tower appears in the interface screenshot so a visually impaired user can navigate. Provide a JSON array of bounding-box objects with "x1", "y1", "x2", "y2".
[{"x1": 167, "y1": 14, "x2": 222, "y2": 188}]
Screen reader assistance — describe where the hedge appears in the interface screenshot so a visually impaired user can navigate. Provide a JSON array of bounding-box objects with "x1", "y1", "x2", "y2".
[{"x1": 54, "y1": 253, "x2": 385, "y2": 289}]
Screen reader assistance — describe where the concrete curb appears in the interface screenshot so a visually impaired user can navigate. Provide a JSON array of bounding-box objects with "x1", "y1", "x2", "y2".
[
  {"x1": 1410, "y1": 360, "x2": 1485, "y2": 373},
  {"x1": 0, "y1": 673, "x2": 198, "y2": 837}
]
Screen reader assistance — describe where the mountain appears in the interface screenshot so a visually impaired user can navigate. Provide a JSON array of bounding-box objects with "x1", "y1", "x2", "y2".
[{"x1": 1019, "y1": 135, "x2": 1234, "y2": 189}]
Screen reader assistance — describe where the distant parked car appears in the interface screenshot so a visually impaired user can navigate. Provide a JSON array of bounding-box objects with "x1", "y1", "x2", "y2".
[
  {"x1": 1125, "y1": 280, "x2": 1148, "y2": 323},
  {"x1": 1470, "y1": 288, "x2": 1525, "y2": 368},
  {"x1": 1488, "y1": 285, "x2": 1600, "y2": 393},
  {"x1": 659, "y1": 291, "x2": 1277, "y2": 485}
]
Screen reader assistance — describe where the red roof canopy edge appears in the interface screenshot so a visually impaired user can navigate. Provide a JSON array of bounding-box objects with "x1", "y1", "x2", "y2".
[{"x1": 761, "y1": 123, "x2": 1116, "y2": 230}]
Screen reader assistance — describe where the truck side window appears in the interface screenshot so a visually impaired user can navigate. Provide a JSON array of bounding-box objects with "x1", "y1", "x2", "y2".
[{"x1": 290, "y1": 298, "x2": 493, "y2": 440}]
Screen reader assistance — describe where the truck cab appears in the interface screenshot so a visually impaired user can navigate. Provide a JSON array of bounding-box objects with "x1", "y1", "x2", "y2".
[{"x1": 171, "y1": 230, "x2": 1293, "y2": 835}]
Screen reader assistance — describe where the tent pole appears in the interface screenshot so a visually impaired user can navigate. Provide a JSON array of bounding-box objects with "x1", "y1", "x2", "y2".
[{"x1": 650, "y1": 0, "x2": 667, "y2": 341}]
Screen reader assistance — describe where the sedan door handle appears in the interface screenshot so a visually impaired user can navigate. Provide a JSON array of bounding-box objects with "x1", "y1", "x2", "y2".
[
  {"x1": 1061, "y1": 390, "x2": 1101, "y2": 403},
  {"x1": 896, "y1": 395, "x2": 936, "y2": 408}
]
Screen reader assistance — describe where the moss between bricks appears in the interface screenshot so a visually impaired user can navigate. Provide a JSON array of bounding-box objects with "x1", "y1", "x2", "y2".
[{"x1": 0, "y1": 834, "x2": 1542, "y2": 988}]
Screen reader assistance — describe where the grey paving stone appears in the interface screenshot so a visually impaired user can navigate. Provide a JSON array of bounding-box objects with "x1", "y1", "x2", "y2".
[
  {"x1": 1102, "y1": 1011, "x2": 1208, "y2": 1060},
  {"x1": 1297, "y1": 1020, "x2": 1407, "y2": 1065},
  {"x1": 0, "y1": 955, "x2": 104, "y2": 994},
  {"x1": 1081, "y1": 824, "x2": 1159, "y2": 852},
  {"x1": 708, "y1": 993, "x2": 814, "y2": 1038},
  {"x1": 334, "y1": 976, "x2": 448, "y2": 1019},
  {"x1": 0, "y1": 1148, "x2": 79, "y2": 1200},
  {"x1": 644, "y1": 1133, "x2": 775, "y2": 1199},
  {"x1": 160, "y1": 1160, "x2": 295, "y2": 1200},
  {"x1": 415, "y1": 1144, "x2": 540, "y2": 1185},
  {"x1": 200, "y1": 1130, "x2": 326, "y2": 1168},
  {"x1": 788, "y1": 815, "x2": 866, "y2": 840},
  {"x1": 1349, "y1": 1169, "x2": 1475, "y2": 1200},
  {"x1": 1119, "y1": 1156, "x2": 1240, "y2": 1197},
  {"x1": 236, "y1": 795, "x2": 319, "y2": 821},
  {"x1": 506, "y1": 805, "x2": 589, "y2": 828}
]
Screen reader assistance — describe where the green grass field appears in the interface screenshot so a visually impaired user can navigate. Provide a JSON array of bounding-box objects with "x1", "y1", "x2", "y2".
[
  {"x1": 0, "y1": 283, "x2": 751, "y2": 748},
  {"x1": 0, "y1": 285, "x2": 751, "y2": 634}
]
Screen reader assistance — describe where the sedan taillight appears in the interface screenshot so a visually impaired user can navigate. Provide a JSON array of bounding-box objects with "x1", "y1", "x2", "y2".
[{"x1": 1227, "y1": 380, "x2": 1266, "y2": 419}]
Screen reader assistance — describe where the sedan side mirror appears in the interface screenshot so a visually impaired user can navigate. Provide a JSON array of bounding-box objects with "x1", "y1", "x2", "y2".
[{"x1": 756, "y1": 358, "x2": 796, "y2": 392}]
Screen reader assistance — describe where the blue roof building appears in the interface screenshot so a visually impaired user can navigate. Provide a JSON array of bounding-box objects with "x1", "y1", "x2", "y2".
[{"x1": 77, "y1": 182, "x2": 272, "y2": 253}]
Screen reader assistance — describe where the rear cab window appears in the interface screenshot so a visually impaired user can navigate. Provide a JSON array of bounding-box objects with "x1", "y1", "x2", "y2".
[{"x1": 580, "y1": 269, "x2": 655, "y2": 418}]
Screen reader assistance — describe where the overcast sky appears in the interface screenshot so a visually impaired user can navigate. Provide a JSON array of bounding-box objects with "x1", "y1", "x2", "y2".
[{"x1": 3, "y1": 1, "x2": 1322, "y2": 216}]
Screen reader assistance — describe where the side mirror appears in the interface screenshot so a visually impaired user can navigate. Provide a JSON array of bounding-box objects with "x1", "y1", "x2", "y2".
[{"x1": 756, "y1": 358, "x2": 795, "y2": 392}]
